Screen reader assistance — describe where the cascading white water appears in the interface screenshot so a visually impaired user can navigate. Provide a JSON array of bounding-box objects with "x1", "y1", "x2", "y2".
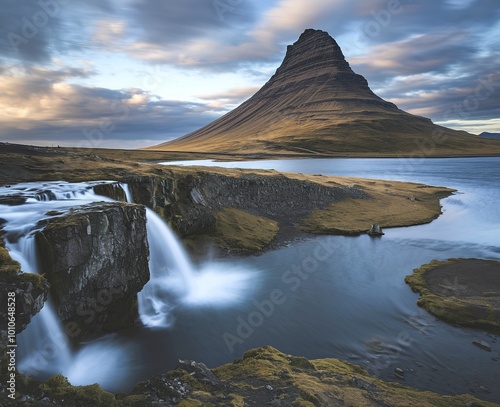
[
  {"x1": 0, "y1": 182, "x2": 120, "y2": 382},
  {"x1": 119, "y1": 183, "x2": 134, "y2": 203},
  {"x1": 0, "y1": 180, "x2": 256, "y2": 388},
  {"x1": 138, "y1": 209, "x2": 194, "y2": 327},
  {"x1": 124, "y1": 186, "x2": 255, "y2": 328}
]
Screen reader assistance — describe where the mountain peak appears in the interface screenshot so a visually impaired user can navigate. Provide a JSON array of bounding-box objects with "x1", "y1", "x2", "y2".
[
  {"x1": 274, "y1": 28, "x2": 351, "y2": 79},
  {"x1": 148, "y1": 29, "x2": 500, "y2": 156}
]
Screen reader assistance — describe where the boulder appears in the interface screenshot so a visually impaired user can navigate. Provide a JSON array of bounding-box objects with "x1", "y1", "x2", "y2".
[
  {"x1": 35, "y1": 202, "x2": 150, "y2": 341},
  {"x1": 368, "y1": 224, "x2": 384, "y2": 236}
]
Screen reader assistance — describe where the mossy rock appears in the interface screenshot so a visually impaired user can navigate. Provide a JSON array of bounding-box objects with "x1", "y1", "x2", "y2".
[
  {"x1": 0, "y1": 244, "x2": 21, "y2": 275},
  {"x1": 40, "y1": 375, "x2": 117, "y2": 407},
  {"x1": 0, "y1": 237, "x2": 48, "y2": 294}
]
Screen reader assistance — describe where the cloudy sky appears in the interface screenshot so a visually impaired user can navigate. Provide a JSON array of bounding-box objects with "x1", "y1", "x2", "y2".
[{"x1": 1, "y1": 0, "x2": 499, "y2": 149}]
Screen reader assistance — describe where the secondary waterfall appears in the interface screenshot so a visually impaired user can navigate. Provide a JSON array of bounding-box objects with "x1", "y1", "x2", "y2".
[{"x1": 0, "y1": 181, "x2": 255, "y2": 389}]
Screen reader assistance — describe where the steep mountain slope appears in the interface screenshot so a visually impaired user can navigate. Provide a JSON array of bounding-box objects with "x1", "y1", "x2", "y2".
[{"x1": 150, "y1": 29, "x2": 500, "y2": 156}]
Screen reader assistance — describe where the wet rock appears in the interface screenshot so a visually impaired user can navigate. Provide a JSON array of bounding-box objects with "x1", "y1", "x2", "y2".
[
  {"x1": 0, "y1": 195, "x2": 26, "y2": 206},
  {"x1": 472, "y1": 340, "x2": 492, "y2": 352},
  {"x1": 395, "y1": 367, "x2": 405, "y2": 380},
  {"x1": 35, "y1": 202, "x2": 150, "y2": 341},
  {"x1": 368, "y1": 223, "x2": 384, "y2": 236},
  {"x1": 465, "y1": 401, "x2": 486, "y2": 407},
  {"x1": 350, "y1": 376, "x2": 376, "y2": 391},
  {"x1": 92, "y1": 183, "x2": 127, "y2": 202},
  {"x1": 133, "y1": 375, "x2": 191, "y2": 405},
  {"x1": 479, "y1": 385, "x2": 490, "y2": 393},
  {"x1": 177, "y1": 359, "x2": 220, "y2": 386}
]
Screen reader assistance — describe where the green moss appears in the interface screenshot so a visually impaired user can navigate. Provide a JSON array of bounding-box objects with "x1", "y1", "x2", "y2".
[
  {"x1": 40, "y1": 374, "x2": 117, "y2": 407},
  {"x1": 293, "y1": 398, "x2": 316, "y2": 407},
  {"x1": 290, "y1": 356, "x2": 315, "y2": 371},
  {"x1": 116, "y1": 394, "x2": 149, "y2": 407},
  {"x1": 93, "y1": 183, "x2": 126, "y2": 202},
  {"x1": 210, "y1": 208, "x2": 279, "y2": 252},
  {"x1": 177, "y1": 399, "x2": 204, "y2": 407},
  {"x1": 0, "y1": 245, "x2": 21, "y2": 274}
]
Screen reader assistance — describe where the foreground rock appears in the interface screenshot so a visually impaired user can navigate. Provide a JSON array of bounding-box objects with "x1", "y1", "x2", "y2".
[
  {"x1": 405, "y1": 258, "x2": 500, "y2": 334},
  {"x1": 3, "y1": 346, "x2": 497, "y2": 406},
  {"x1": 34, "y1": 202, "x2": 150, "y2": 341}
]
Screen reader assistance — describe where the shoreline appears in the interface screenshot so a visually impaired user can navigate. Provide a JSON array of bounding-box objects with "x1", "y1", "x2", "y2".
[{"x1": 0, "y1": 142, "x2": 454, "y2": 254}]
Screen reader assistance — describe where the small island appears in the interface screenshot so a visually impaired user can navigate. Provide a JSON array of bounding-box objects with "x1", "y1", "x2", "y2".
[{"x1": 405, "y1": 258, "x2": 500, "y2": 334}]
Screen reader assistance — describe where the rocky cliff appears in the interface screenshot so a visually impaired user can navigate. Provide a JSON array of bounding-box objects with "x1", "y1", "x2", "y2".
[
  {"x1": 34, "y1": 202, "x2": 150, "y2": 341},
  {"x1": 118, "y1": 170, "x2": 368, "y2": 252},
  {"x1": 0, "y1": 241, "x2": 49, "y2": 348},
  {"x1": 151, "y1": 29, "x2": 500, "y2": 156}
]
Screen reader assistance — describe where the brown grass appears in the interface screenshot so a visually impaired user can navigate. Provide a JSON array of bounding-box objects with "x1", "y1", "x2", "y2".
[{"x1": 299, "y1": 177, "x2": 453, "y2": 234}]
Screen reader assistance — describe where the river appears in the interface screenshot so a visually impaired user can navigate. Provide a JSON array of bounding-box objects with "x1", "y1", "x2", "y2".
[{"x1": 3, "y1": 157, "x2": 499, "y2": 401}]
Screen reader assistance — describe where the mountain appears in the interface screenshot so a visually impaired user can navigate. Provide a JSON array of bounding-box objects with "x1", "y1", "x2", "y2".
[
  {"x1": 149, "y1": 29, "x2": 500, "y2": 156},
  {"x1": 479, "y1": 132, "x2": 500, "y2": 139}
]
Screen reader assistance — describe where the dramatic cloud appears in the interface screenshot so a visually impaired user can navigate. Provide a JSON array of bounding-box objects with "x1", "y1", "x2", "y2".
[
  {"x1": 196, "y1": 86, "x2": 260, "y2": 109},
  {"x1": 0, "y1": 66, "x2": 220, "y2": 147},
  {"x1": 0, "y1": 0, "x2": 498, "y2": 146},
  {"x1": 0, "y1": 0, "x2": 115, "y2": 63}
]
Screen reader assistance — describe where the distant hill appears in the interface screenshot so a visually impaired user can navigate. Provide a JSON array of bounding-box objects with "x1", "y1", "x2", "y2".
[
  {"x1": 149, "y1": 29, "x2": 500, "y2": 156},
  {"x1": 479, "y1": 132, "x2": 500, "y2": 139}
]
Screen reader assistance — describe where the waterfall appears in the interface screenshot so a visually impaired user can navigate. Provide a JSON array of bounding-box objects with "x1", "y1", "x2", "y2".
[
  {"x1": 6, "y1": 235, "x2": 72, "y2": 378},
  {"x1": 120, "y1": 189, "x2": 256, "y2": 328},
  {"x1": 119, "y1": 182, "x2": 134, "y2": 203},
  {"x1": 138, "y1": 209, "x2": 195, "y2": 327},
  {"x1": 0, "y1": 180, "x2": 256, "y2": 388}
]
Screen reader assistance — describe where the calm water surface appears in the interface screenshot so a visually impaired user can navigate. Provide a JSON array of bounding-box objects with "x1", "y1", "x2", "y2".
[
  {"x1": 18, "y1": 158, "x2": 500, "y2": 401},
  {"x1": 151, "y1": 157, "x2": 500, "y2": 401}
]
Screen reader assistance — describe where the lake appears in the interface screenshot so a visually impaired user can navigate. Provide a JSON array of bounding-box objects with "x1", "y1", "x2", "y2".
[{"x1": 13, "y1": 157, "x2": 500, "y2": 401}]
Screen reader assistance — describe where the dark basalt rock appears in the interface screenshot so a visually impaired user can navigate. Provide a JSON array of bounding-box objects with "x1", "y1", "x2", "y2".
[
  {"x1": 121, "y1": 172, "x2": 367, "y2": 241},
  {"x1": 0, "y1": 195, "x2": 27, "y2": 206},
  {"x1": 34, "y1": 202, "x2": 150, "y2": 341}
]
